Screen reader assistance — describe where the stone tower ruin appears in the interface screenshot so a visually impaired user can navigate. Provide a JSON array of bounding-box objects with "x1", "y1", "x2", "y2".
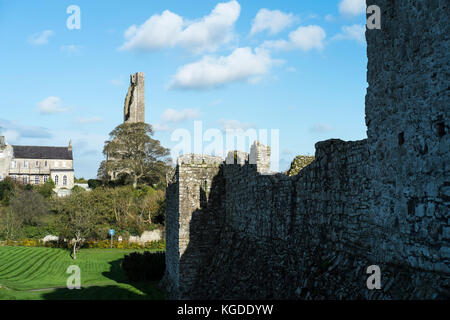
[{"x1": 124, "y1": 72, "x2": 145, "y2": 124}]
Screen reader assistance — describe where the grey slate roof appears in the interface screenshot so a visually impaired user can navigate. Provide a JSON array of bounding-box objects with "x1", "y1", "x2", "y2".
[{"x1": 12, "y1": 145, "x2": 73, "y2": 160}]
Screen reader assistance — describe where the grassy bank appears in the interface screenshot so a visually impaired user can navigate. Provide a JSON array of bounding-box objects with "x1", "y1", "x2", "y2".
[{"x1": 0, "y1": 246, "x2": 165, "y2": 300}]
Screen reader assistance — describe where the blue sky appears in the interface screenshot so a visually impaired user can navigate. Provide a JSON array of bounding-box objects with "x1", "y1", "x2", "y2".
[{"x1": 0, "y1": 0, "x2": 368, "y2": 178}]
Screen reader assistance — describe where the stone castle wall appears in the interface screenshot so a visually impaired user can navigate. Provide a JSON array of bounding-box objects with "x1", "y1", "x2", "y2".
[{"x1": 162, "y1": 0, "x2": 449, "y2": 299}]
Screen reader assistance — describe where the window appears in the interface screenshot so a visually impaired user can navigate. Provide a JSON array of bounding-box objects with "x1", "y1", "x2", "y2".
[
  {"x1": 11, "y1": 160, "x2": 16, "y2": 169},
  {"x1": 54, "y1": 175, "x2": 59, "y2": 186},
  {"x1": 12, "y1": 175, "x2": 17, "y2": 181},
  {"x1": 35, "y1": 176, "x2": 39, "y2": 185},
  {"x1": 24, "y1": 161, "x2": 28, "y2": 168},
  {"x1": 44, "y1": 176, "x2": 49, "y2": 183},
  {"x1": 35, "y1": 161, "x2": 39, "y2": 167},
  {"x1": 63, "y1": 175, "x2": 67, "y2": 186},
  {"x1": 23, "y1": 175, "x2": 28, "y2": 184},
  {"x1": 44, "y1": 161, "x2": 48, "y2": 167}
]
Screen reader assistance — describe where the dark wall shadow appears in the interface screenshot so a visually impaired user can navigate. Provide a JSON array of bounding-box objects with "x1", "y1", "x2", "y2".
[{"x1": 177, "y1": 164, "x2": 234, "y2": 299}]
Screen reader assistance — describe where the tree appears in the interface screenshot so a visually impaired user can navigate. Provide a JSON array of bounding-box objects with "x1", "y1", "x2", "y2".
[
  {"x1": 59, "y1": 192, "x2": 98, "y2": 260},
  {"x1": 99, "y1": 122, "x2": 171, "y2": 188},
  {"x1": 0, "y1": 207, "x2": 22, "y2": 240},
  {"x1": 10, "y1": 190, "x2": 49, "y2": 226},
  {"x1": 0, "y1": 177, "x2": 15, "y2": 205},
  {"x1": 137, "y1": 188, "x2": 165, "y2": 225},
  {"x1": 35, "y1": 178, "x2": 55, "y2": 198}
]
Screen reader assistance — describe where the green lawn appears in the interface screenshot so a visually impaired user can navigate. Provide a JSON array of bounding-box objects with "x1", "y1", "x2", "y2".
[{"x1": 0, "y1": 246, "x2": 166, "y2": 300}]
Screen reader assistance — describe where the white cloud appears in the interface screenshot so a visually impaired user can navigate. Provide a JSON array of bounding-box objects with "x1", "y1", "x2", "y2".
[
  {"x1": 153, "y1": 108, "x2": 201, "y2": 132},
  {"x1": 250, "y1": 9, "x2": 296, "y2": 35},
  {"x1": 120, "y1": 0, "x2": 240, "y2": 54},
  {"x1": 161, "y1": 108, "x2": 201, "y2": 123},
  {"x1": 289, "y1": 25, "x2": 326, "y2": 51},
  {"x1": 210, "y1": 99, "x2": 223, "y2": 106},
  {"x1": 325, "y1": 14, "x2": 335, "y2": 22},
  {"x1": 286, "y1": 66, "x2": 297, "y2": 73},
  {"x1": 261, "y1": 39, "x2": 291, "y2": 51},
  {"x1": 310, "y1": 123, "x2": 333, "y2": 133},
  {"x1": 1, "y1": 130, "x2": 20, "y2": 144},
  {"x1": 60, "y1": 44, "x2": 82, "y2": 55},
  {"x1": 170, "y1": 47, "x2": 278, "y2": 90},
  {"x1": 153, "y1": 123, "x2": 171, "y2": 132},
  {"x1": 333, "y1": 24, "x2": 366, "y2": 43},
  {"x1": 76, "y1": 117, "x2": 103, "y2": 124},
  {"x1": 262, "y1": 25, "x2": 326, "y2": 52},
  {"x1": 339, "y1": 0, "x2": 366, "y2": 16},
  {"x1": 0, "y1": 119, "x2": 52, "y2": 143},
  {"x1": 28, "y1": 30, "x2": 54, "y2": 45},
  {"x1": 110, "y1": 78, "x2": 126, "y2": 87},
  {"x1": 37, "y1": 96, "x2": 68, "y2": 114},
  {"x1": 219, "y1": 119, "x2": 255, "y2": 132}
]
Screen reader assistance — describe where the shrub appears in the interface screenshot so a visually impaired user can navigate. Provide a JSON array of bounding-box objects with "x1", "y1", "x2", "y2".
[
  {"x1": 88, "y1": 179, "x2": 103, "y2": 189},
  {"x1": 122, "y1": 251, "x2": 165, "y2": 282},
  {"x1": 0, "y1": 239, "x2": 165, "y2": 250},
  {"x1": 0, "y1": 177, "x2": 15, "y2": 205},
  {"x1": 287, "y1": 155, "x2": 315, "y2": 176},
  {"x1": 35, "y1": 179, "x2": 56, "y2": 198}
]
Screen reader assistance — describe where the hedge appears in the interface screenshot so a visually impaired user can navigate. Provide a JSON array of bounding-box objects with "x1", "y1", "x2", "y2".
[
  {"x1": 122, "y1": 251, "x2": 166, "y2": 282},
  {"x1": 0, "y1": 239, "x2": 166, "y2": 250}
]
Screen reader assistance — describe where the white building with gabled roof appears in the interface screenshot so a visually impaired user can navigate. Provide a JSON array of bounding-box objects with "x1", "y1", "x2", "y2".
[{"x1": 0, "y1": 136, "x2": 74, "y2": 196}]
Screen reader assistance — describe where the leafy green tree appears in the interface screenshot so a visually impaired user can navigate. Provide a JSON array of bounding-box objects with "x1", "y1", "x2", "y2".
[
  {"x1": 10, "y1": 190, "x2": 49, "y2": 226},
  {"x1": 0, "y1": 207, "x2": 22, "y2": 240},
  {"x1": 137, "y1": 188, "x2": 165, "y2": 225},
  {"x1": 58, "y1": 192, "x2": 99, "y2": 260},
  {"x1": 99, "y1": 122, "x2": 171, "y2": 188},
  {"x1": 36, "y1": 178, "x2": 55, "y2": 198}
]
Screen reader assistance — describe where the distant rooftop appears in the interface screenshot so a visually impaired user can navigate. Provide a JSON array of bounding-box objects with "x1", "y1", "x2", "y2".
[{"x1": 12, "y1": 145, "x2": 73, "y2": 160}]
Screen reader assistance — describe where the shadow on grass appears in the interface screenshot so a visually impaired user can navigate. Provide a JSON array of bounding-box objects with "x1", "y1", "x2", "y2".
[
  {"x1": 103, "y1": 258, "x2": 165, "y2": 297},
  {"x1": 42, "y1": 257, "x2": 166, "y2": 300},
  {"x1": 41, "y1": 284, "x2": 161, "y2": 300}
]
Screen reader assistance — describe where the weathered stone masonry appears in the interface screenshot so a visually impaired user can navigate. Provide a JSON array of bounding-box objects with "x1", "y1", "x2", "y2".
[{"x1": 162, "y1": 0, "x2": 449, "y2": 299}]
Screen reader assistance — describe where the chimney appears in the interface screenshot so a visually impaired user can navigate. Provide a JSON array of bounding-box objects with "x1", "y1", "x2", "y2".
[{"x1": 68, "y1": 139, "x2": 72, "y2": 151}]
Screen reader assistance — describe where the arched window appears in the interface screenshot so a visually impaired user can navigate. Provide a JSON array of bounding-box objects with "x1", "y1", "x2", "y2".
[
  {"x1": 63, "y1": 175, "x2": 67, "y2": 186},
  {"x1": 55, "y1": 175, "x2": 59, "y2": 186}
]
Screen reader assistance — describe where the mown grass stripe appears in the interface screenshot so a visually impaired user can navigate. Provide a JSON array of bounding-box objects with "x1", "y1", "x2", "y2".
[
  {"x1": 13, "y1": 249, "x2": 67, "y2": 288},
  {"x1": 0, "y1": 248, "x2": 59, "y2": 280},
  {"x1": 0, "y1": 247, "x2": 48, "y2": 275},
  {"x1": 0, "y1": 247, "x2": 29, "y2": 261}
]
